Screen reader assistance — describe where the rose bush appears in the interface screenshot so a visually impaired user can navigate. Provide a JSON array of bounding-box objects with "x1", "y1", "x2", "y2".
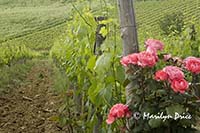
[{"x1": 107, "y1": 39, "x2": 200, "y2": 132}]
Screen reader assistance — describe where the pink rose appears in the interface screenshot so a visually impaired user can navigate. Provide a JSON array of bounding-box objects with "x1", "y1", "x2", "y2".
[
  {"x1": 106, "y1": 114, "x2": 115, "y2": 124},
  {"x1": 183, "y1": 57, "x2": 200, "y2": 74},
  {"x1": 154, "y1": 70, "x2": 169, "y2": 81},
  {"x1": 128, "y1": 53, "x2": 139, "y2": 65},
  {"x1": 145, "y1": 39, "x2": 164, "y2": 51},
  {"x1": 120, "y1": 56, "x2": 131, "y2": 67},
  {"x1": 146, "y1": 47, "x2": 159, "y2": 61},
  {"x1": 106, "y1": 104, "x2": 131, "y2": 125},
  {"x1": 137, "y1": 51, "x2": 157, "y2": 67},
  {"x1": 120, "y1": 53, "x2": 138, "y2": 67},
  {"x1": 170, "y1": 78, "x2": 189, "y2": 93},
  {"x1": 163, "y1": 66, "x2": 184, "y2": 81}
]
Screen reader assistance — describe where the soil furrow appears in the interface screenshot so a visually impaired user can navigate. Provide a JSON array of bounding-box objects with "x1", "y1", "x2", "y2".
[{"x1": 0, "y1": 60, "x2": 65, "y2": 133}]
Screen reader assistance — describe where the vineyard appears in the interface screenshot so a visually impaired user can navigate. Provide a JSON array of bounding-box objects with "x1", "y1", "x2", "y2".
[
  {"x1": 0, "y1": 0, "x2": 69, "y2": 42},
  {"x1": 135, "y1": 0, "x2": 200, "y2": 34},
  {"x1": 0, "y1": 0, "x2": 200, "y2": 132}
]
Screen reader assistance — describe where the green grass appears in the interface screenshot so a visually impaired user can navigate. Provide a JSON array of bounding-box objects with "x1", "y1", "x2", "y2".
[
  {"x1": 0, "y1": 59, "x2": 36, "y2": 93},
  {"x1": 51, "y1": 60, "x2": 69, "y2": 93}
]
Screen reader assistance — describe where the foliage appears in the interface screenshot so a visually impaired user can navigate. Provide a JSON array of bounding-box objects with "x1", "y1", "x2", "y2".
[
  {"x1": 159, "y1": 12, "x2": 184, "y2": 35},
  {"x1": 163, "y1": 24, "x2": 200, "y2": 58},
  {"x1": 50, "y1": 2, "x2": 127, "y2": 131},
  {"x1": 0, "y1": 44, "x2": 40, "y2": 67}
]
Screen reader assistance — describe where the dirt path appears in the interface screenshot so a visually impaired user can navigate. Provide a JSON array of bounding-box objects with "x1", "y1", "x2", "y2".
[{"x1": 0, "y1": 60, "x2": 65, "y2": 133}]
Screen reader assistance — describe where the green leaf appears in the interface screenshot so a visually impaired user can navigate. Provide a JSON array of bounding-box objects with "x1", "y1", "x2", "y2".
[
  {"x1": 87, "y1": 56, "x2": 96, "y2": 71},
  {"x1": 148, "y1": 119, "x2": 162, "y2": 128},
  {"x1": 156, "y1": 89, "x2": 167, "y2": 97},
  {"x1": 88, "y1": 82, "x2": 99, "y2": 105},
  {"x1": 166, "y1": 104, "x2": 185, "y2": 117},
  {"x1": 88, "y1": 83, "x2": 106, "y2": 107},
  {"x1": 105, "y1": 76, "x2": 115, "y2": 83},
  {"x1": 116, "y1": 65, "x2": 125, "y2": 84},
  {"x1": 100, "y1": 87, "x2": 112, "y2": 104},
  {"x1": 123, "y1": 78, "x2": 131, "y2": 87},
  {"x1": 94, "y1": 53, "x2": 112, "y2": 73}
]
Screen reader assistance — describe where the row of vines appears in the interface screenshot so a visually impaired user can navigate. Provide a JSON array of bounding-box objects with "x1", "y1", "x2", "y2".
[
  {"x1": 135, "y1": 0, "x2": 200, "y2": 31},
  {"x1": 0, "y1": 21, "x2": 69, "y2": 67},
  {"x1": 50, "y1": 3, "x2": 124, "y2": 132},
  {"x1": 0, "y1": 44, "x2": 40, "y2": 67}
]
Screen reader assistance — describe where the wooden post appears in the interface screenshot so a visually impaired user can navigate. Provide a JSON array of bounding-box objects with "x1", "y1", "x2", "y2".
[
  {"x1": 117, "y1": 0, "x2": 139, "y2": 56},
  {"x1": 117, "y1": 0, "x2": 139, "y2": 105}
]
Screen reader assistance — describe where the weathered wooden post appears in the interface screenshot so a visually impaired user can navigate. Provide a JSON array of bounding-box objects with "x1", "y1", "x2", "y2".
[
  {"x1": 118, "y1": 0, "x2": 139, "y2": 55},
  {"x1": 117, "y1": 0, "x2": 139, "y2": 105}
]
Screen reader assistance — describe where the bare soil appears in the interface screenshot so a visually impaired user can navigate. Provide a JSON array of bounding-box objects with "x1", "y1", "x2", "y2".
[{"x1": 0, "y1": 60, "x2": 66, "y2": 133}]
